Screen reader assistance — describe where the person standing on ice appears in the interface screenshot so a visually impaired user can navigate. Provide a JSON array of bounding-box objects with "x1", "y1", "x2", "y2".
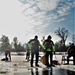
[
  {"x1": 43, "y1": 35, "x2": 55, "y2": 67},
  {"x1": 28, "y1": 35, "x2": 41, "y2": 67}
]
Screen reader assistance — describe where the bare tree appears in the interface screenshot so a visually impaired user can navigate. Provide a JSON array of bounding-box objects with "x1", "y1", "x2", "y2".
[
  {"x1": 55, "y1": 27, "x2": 69, "y2": 46},
  {"x1": 0, "y1": 35, "x2": 10, "y2": 50}
]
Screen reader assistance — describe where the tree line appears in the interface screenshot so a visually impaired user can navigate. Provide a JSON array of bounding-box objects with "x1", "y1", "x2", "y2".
[{"x1": 0, "y1": 27, "x2": 75, "y2": 52}]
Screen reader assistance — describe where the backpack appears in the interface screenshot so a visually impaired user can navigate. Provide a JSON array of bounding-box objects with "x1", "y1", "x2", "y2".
[{"x1": 44, "y1": 40, "x2": 53, "y2": 49}]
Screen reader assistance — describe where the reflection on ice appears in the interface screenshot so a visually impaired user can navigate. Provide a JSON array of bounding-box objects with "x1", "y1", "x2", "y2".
[
  {"x1": 0, "y1": 64, "x2": 75, "y2": 75},
  {"x1": 31, "y1": 68, "x2": 40, "y2": 75},
  {"x1": 29, "y1": 67, "x2": 75, "y2": 75}
]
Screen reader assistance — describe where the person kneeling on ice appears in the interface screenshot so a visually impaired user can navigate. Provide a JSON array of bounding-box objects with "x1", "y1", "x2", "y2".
[
  {"x1": 43, "y1": 35, "x2": 55, "y2": 67},
  {"x1": 1, "y1": 48, "x2": 11, "y2": 61},
  {"x1": 67, "y1": 43, "x2": 75, "y2": 65},
  {"x1": 28, "y1": 35, "x2": 41, "y2": 67}
]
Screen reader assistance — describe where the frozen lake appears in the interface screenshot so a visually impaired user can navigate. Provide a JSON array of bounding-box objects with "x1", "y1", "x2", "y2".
[{"x1": 0, "y1": 52, "x2": 75, "y2": 75}]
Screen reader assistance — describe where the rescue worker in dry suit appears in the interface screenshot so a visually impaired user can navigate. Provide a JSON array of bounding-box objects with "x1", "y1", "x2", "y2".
[
  {"x1": 43, "y1": 35, "x2": 55, "y2": 67},
  {"x1": 28, "y1": 35, "x2": 41, "y2": 67}
]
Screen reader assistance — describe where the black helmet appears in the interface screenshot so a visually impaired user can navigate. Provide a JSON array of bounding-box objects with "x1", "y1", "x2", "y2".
[
  {"x1": 71, "y1": 43, "x2": 74, "y2": 46},
  {"x1": 47, "y1": 35, "x2": 52, "y2": 39},
  {"x1": 34, "y1": 35, "x2": 38, "y2": 39}
]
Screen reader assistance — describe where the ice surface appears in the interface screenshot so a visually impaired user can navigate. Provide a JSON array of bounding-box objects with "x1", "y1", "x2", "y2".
[{"x1": 0, "y1": 53, "x2": 75, "y2": 75}]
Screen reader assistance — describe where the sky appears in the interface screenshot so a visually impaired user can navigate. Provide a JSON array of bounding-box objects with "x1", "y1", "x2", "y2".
[{"x1": 0, "y1": 0, "x2": 75, "y2": 44}]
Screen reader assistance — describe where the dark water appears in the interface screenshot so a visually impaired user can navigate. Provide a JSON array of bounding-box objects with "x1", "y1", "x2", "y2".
[{"x1": 30, "y1": 67, "x2": 75, "y2": 75}]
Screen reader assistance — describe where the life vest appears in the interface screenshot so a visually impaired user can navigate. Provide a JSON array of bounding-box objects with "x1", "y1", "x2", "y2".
[{"x1": 43, "y1": 40, "x2": 55, "y2": 52}]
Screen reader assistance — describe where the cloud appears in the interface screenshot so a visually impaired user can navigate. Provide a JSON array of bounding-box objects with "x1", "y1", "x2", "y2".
[
  {"x1": 19, "y1": 0, "x2": 75, "y2": 23},
  {"x1": 56, "y1": 1, "x2": 73, "y2": 17},
  {"x1": 54, "y1": 18, "x2": 65, "y2": 22},
  {"x1": 19, "y1": 0, "x2": 74, "y2": 34},
  {"x1": 20, "y1": 0, "x2": 71, "y2": 32}
]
